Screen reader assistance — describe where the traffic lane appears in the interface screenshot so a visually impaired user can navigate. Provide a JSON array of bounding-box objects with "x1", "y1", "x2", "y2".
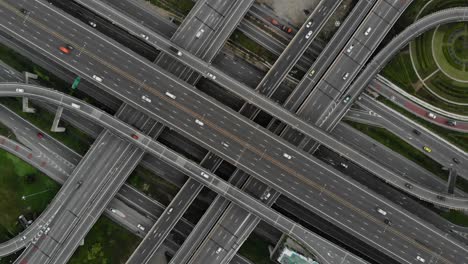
[
  {"x1": 100, "y1": 0, "x2": 176, "y2": 38},
  {"x1": 333, "y1": 122, "x2": 457, "y2": 194},
  {"x1": 4, "y1": 3, "x2": 468, "y2": 260},
  {"x1": 359, "y1": 95, "x2": 468, "y2": 174}
]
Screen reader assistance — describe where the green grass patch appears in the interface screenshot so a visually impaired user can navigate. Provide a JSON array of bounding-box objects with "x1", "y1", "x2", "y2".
[
  {"x1": 378, "y1": 97, "x2": 468, "y2": 152},
  {"x1": 0, "y1": 149, "x2": 59, "y2": 242},
  {"x1": 127, "y1": 165, "x2": 179, "y2": 206},
  {"x1": 239, "y1": 233, "x2": 274, "y2": 264},
  {"x1": 230, "y1": 30, "x2": 278, "y2": 65},
  {"x1": 149, "y1": 0, "x2": 194, "y2": 17},
  {"x1": 426, "y1": 71, "x2": 468, "y2": 103},
  {"x1": 381, "y1": 50, "x2": 418, "y2": 93},
  {"x1": 345, "y1": 120, "x2": 450, "y2": 182},
  {"x1": 412, "y1": 30, "x2": 439, "y2": 77},
  {"x1": 440, "y1": 210, "x2": 468, "y2": 227},
  {"x1": 69, "y1": 216, "x2": 140, "y2": 264},
  {"x1": 0, "y1": 121, "x2": 16, "y2": 141},
  {"x1": 0, "y1": 98, "x2": 93, "y2": 155}
]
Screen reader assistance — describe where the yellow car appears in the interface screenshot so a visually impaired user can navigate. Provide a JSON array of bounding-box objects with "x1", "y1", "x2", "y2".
[{"x1": 423, "y1": 146, "x2": 432, "y2": 153}]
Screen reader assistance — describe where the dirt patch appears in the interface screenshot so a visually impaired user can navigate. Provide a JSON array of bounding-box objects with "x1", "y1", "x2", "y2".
[{"x1": 256, "y1": 0, "x2": 320, "y2": 26}]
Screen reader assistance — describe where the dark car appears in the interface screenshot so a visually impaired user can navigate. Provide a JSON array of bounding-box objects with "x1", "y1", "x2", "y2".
[
  {"x1": 447, "y1": 120, "x2": 457, "y2": 126},
  {"x1": 384, "y1": 218, "x2": 392, "y2": 226},
  {"x1": 20, "y1": 8, "x2": 30, "y2": 15},
  {"x1": 404, "y1": 183, "x2": 413, "y2": 189},
  {"x1": 413, "y1": 129, "x2": 421, "y2": 135},
  {"x1": 453, "y1": 158, "x2": 460, "y2": 164},
  {"x1": 131, "y1": 134, "x2": 139, "y2": 140},
  {"x1": 436, "y1": 195, "x2": 445, "y2": 201}
]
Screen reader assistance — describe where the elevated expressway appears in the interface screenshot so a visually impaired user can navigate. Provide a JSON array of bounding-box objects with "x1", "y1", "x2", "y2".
[
  {"x1": 0, "y1": 83, "x2": 365, "y2": 264},
  {"x1": 1, "y1": 2, "x2": 467, "y2": 262}
]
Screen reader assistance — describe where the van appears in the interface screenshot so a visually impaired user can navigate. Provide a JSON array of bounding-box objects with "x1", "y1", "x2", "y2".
[
  {"x1": 195, "y1": 29, "x2": 204, "y2": 38},
  {"x1": 376, "y1": 207, "x2": 387, "y2": 216},
  {"x1": 16, "y1": 88, "x2": 24, "y2": 93},
  {"x1": 92, "y1": 75, "x2": 103, "y2": 82},
  {"x1": 71, "y1": 103, "x2": 80, "y2": 109}
]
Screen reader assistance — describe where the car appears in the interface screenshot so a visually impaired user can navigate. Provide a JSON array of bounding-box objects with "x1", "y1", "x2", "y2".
[
  {"x1": 200, "y1": 171, "x2": 209, "y2": 179},
  {"x1": 140, "y1": 34, "x2": 149, "y2": 40},
  {"x1": 427, "y1": 112, "x2": 437, "y2": 119},
  {"x1": 383, "y1": 218, "x2": 392, "y2": 226},
  {"x1": 416, "y1": 255, "x2": 425, "y2": 263},
  {"x1": 169, "y1": 46, "x2": 182, "y2": 56},
  {"x1": 89, "y1": 21, "x2": 97, "y2": 27},
  {"x1": 342, "y1": 95, "x2": 351, "y2": 104},
  {"x1": 165, "y1": 92, "x2": 176, "y2": 99},
  {"x1": 447, "y1": 120, "x2": 457, "y2": 126},
  {"x1": 206, "y1": 73, "x2": 216, "y2": 80},
  {"x1": 20, "y1": 8, "x2": 30, "y2": 15},
  {"x1": 364, "y1": 27, "x2": 372, "y2": 36},
  {"x1": 221, "y1": 142, "x2": 229, "y2": 148},
  {"x1": 59, "y1": 46, "x2": 71, "y2": 54},
  {"x1": 215, "y1": 247, "x2": 222, "y2": 254},
  {"x1": 195, "y1": 29, "x2": 205, "y2": 38},
  {"x1": 412, "y1": 129, "x2": 421, "y2": 135},
  {"x1": 137, "y1": 224, "x2": 145, "y2": 231},
  {"x1": 283, "y1": 153, "x2": 292, "y2": 160},
  {"x1": 305, "y1": 21, "x2": 312, "y2": 28},
  {"x1": 308, "y1": 69, "x2": 315, "y2": 77},
  {"x1": 453, "y1": 157, "x2": 460, "y2": 164},
  {"x1": 376, "y1": 207, "x2": 387, "y2": 216},
  {"x1": 305, "y1": 30, "x2": 313, "y2": 39},
  {"x1": 92, "y1": 75, "x2": 103, "y2": 82},
  {"x1": 141, "y1": 95, "x2": 151, "y2": 103},
  {"x1": 71, "y1": 103, "x2": 80, "y2": 109},
  {"x1": 342, "y1": 72, "x2": 349, "y2": 80},
  {"x1": 20, "y1": 236, "x2": 27, "y2": 241},
  {"x1": 261, "y1": 188, "x2": 271, "y2": 200},
  {"x1": 423, "y1": 146, "x2": 432, "y2": 153},
  {"x1": 340, "y1": 163, "x2": 348, "y2": 169},
  {"x1": 346, "y1": 44, "x2": 354, "y2": 53},
  {"x1": 436, "y1": 195, "x2": 445, "y2": 201},
  {"x1": 44, "y1": 227, "x2": 50, "y2": 235},
  {"x1": 281, "y1": 25, "x2": 292, "y2": 33},
  {"x1": 167, "y1": 207, "x2": 173, "y2": 214},
  {"x1": 195, "y1": 119, "x2": 204, "y2": 126},
  {"x1": 37, "y1": 132, "x2": 44, "y2": 139},
  {"x1": 131, "y1": 134, "x2": 139, "y2": 140},
  {"x1": 404, "y1": 183, "x2": 413, "y2": 189},
  {"x1": 16, "y1": 88, "x2": 24, "y2": 93}
]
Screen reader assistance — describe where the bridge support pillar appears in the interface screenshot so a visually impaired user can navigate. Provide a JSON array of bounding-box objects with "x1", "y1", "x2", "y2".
[
  {"x1": 51, "y1": 106, "x2": 66, "y2": 132},
  {"x1": 447, "y1": 169, "x2": 457, "y2": 195},
  {"x1": 21, "y1": 72, "x2": 38, "y2": 113}
]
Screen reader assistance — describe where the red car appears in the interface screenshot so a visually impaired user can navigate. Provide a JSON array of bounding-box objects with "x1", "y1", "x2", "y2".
[
  {"x1": 58, "y1": 44, "x2": 74, "y2": 54},
  {"x1": 131, "y1": 134, "x2": 139, "y2": 140},
  {"x1": 37, "y1": 132, "x2": 44, "y2": 139}
]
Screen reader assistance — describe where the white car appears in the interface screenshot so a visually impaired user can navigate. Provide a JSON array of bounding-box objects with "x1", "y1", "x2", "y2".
[
  {"x1": 137, "y1": 224, "x2": 145, "y2": 231},
  {"x1": 305, "y1": 21, "x2": 312, "y2": 28},
  {"x1": 364, "y1": 27, "x2": 372, "y2": 36},
  {"x1": 111, "y1": 208, "x2": 117, "y2": 213},
  {"x1": 340, "y1": 163, "x2": 348, "y2": 169},
  {"x1": 89, "y1": 21, "x2": 97, "y2": 28},
  {"x1": 215, "y1": 247, "x2": 222, "y2": 254},
  {"x1": 142, "y1": 95, "x2": 151, "y2": 103},
  {"x1": 376, "y1": 207, "x2": 387, "y2": 216},
  {"x1": 207, "y1": 73, "x2": 216, "y2": 80},
  {"x1": 165, "y1": 91, "x2": 176, "y2": 99},
  {"x1": 167, "y1": 207, "x2": 173, "y2": 214},
  {"x1": 342, "y1": 72, "x2": 349, "y2": 80},
  {"x1": 71, "y1": 103, "x2": 81, "y2": 109},
  {"x1": 140, "y1": 34, "x2": 149, "y2": 40},
  {"x1": 16, "y1": 88, "x2": 24, "y2": 93},
  {"x1": 305, "y1": 30, "x2": 313, "y2": 39},
  {"x1": 308, "y1": 69, "x2": 315, "y2": 77},
  {"x1": 221, "y1": 142, "x2": 229, "y2": 148},
  {"x1": 195, "y1": 29, "x2": 205, "y2": 38},
  {"x1": 92, "y1": 75, "x2": 103, "y2": 82},
  {"x1": 427, "y1": 112, "x2": 437, "y2": 119},
  {"x1": 283, "y1": 153, "x2": 292, "y2": 160},
  {"x1": 346, "y1": 44, "x2": 354, "y2": 53},
  {"x1": 261, "y1": 188, "x2": 271, "y2": 200},
  {"x1": 200, "y1": 171, "x2": 209, "y2": 179},
  {"x1": 195, "y1": 119, "x2": 204, "y2": 126},
  {"x1": 416, "y1": 256, "x2": 425, "y2": 263}
]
